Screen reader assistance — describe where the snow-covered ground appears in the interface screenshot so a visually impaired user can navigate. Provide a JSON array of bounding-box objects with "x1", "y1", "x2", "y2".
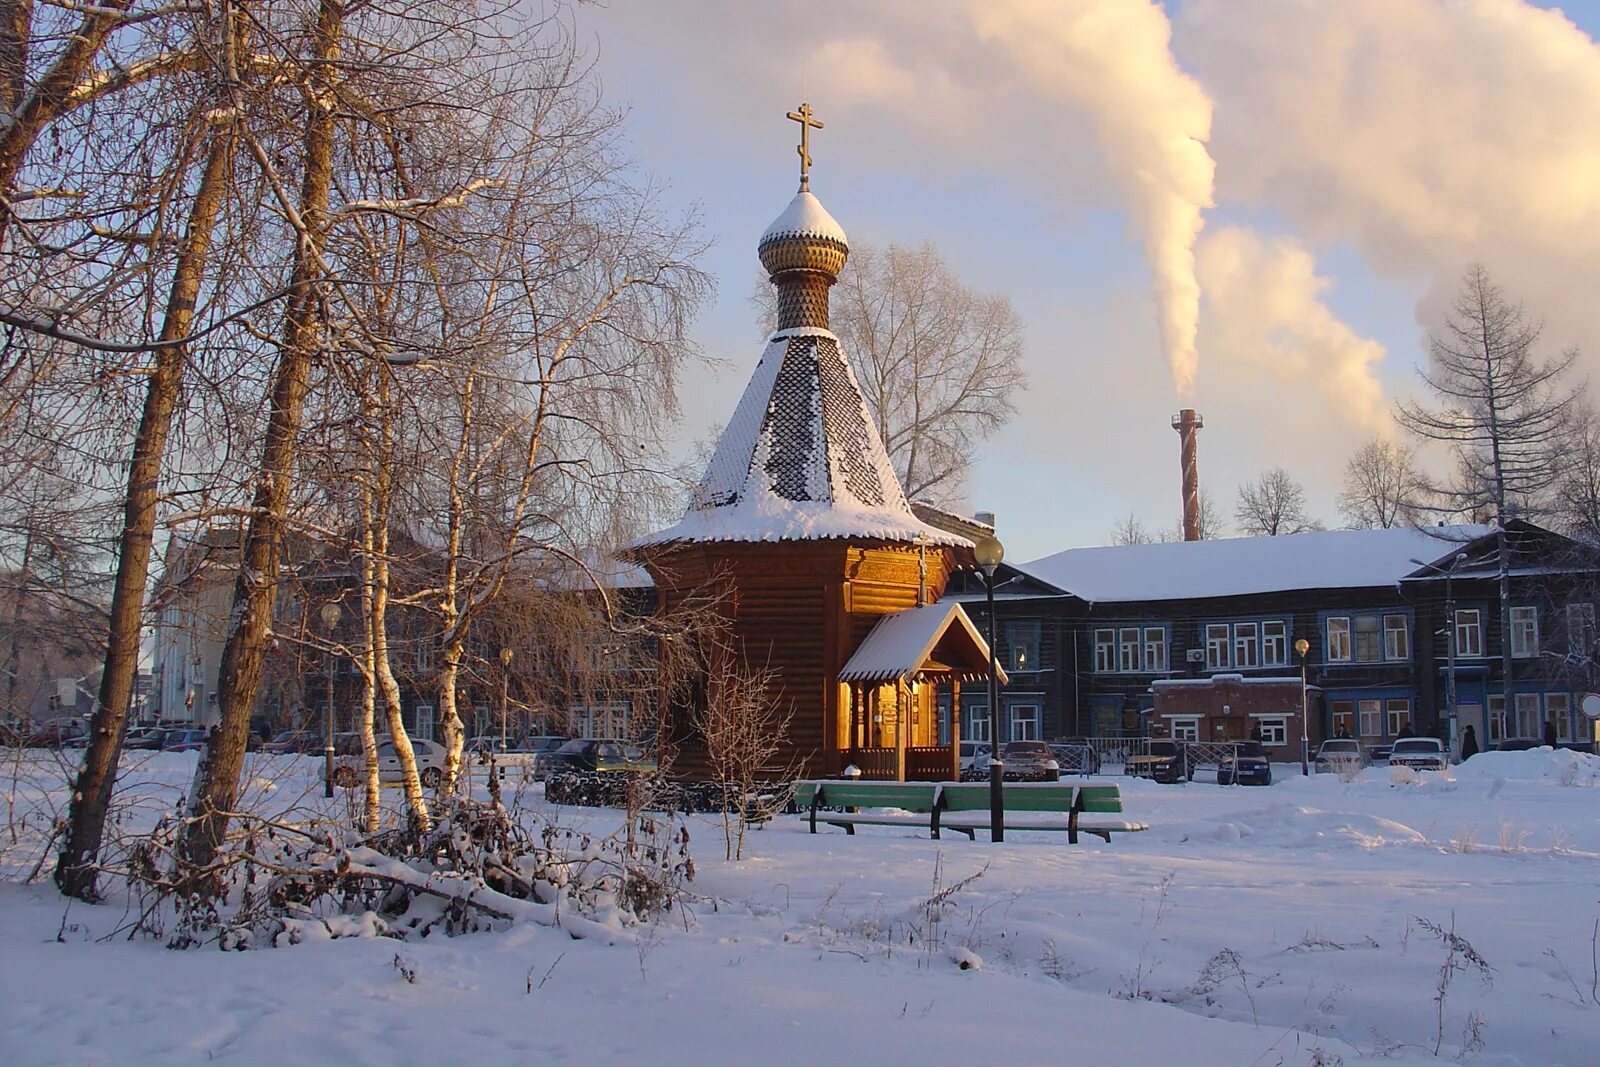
[{"x1": 3, "y1": 750, "x2": 1598, "y2": 1066}]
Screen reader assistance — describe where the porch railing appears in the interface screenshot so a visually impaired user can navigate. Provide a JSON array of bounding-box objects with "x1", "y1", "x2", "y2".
[{"x1": 844, "y1": 746, "x2": 957, "y2": 781}]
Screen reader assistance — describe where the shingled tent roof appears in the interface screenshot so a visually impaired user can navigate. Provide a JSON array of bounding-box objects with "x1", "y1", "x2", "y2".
[{"x1": 635, "y1": 327, "x2": 967, "y2": 547}]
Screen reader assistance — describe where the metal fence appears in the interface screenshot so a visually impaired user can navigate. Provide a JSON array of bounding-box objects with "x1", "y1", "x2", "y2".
[{"x1": 1060, "y1": 737, "x2": 1274, "y2": 774}]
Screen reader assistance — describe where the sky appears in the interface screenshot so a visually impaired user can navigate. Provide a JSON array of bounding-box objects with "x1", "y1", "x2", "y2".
[{"x1": 565, "y1": 0, "x2": 1600, "y2": 563}]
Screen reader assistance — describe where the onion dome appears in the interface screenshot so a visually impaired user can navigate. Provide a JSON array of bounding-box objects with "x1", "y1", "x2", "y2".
[{"x1": 758, "y1": 190, "x2": 850, "y2": 280}]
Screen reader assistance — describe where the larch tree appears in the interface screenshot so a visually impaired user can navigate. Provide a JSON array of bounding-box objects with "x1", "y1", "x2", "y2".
[
  {"x1": 1395, "y1": 264, "x2": 1583, "y2": 727},
  {"x1": 1109, "y1": 512, "x2": 1154, "y2": 546},
  {"x1": 1552, "y1": 404, "x2": 1600, "y2": 542},
  {"x1": 1338, "y1": 436, "x2": 1429, "y2": 529},
  {"x1": 1235, "y1": 468, "x2": 1319, "y2": 536}
]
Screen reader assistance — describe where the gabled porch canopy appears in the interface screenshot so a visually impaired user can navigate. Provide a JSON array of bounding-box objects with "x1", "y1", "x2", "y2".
[{"x1": 840, "y1": 601, "x2": 1008, "y2": 685}]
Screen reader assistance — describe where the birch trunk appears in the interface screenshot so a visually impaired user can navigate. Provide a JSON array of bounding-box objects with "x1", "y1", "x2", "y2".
[
  {"x1": 357, "y1": 492, "x2": 381, "y2": 833},
  {"x1": 434, "y1": 374, "x2": 473, "y2": 793},
  {"x1": 55, "y1": 123, "x2": 232, "y2": 900},
  {"x1": 180, "y1": 0, "x2": 344, "y2": 876}
]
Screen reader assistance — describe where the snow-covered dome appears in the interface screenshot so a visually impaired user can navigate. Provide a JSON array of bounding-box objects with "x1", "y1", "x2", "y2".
[{"x1": 758, "y1": 190, "x2": 849, "y2": 279}]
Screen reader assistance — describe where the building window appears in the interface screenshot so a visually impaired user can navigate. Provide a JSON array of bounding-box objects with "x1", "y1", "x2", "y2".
[
  {"x1": 1509, "y1": 606, "x2": 1538, "y2": 659},
  {"x1": 1170, "y1": 717, "x2": 1199, "y2": 742},
  {"x1": 1358, "y1": 699, "x2": 1382, "y2": 738},
  {"x1": 473, "y1": 706, "x2": 492, "y2": 737},
  {"x1": 1262, "y1": 621, "x2": 1288, "y2": 666},
  {"x1": 1327, "y1": 617, "x2": 1352, "y2": 662},
  {"x1": 1143, "y1": 628, "x2": 1167, "y2": 672},
  {"x1": 1455, "y1": 609, "x2": 1483, "y2": 657},
  {"x1": 1007, "y1": 703, "x2": 1040, "y2": 742},
  {"x1": 1330, "y1": 701, "x2": 1355, "y2": 738},
  {"x1": 576, "y1": 701, "x2": 631, "y2": 738},
  {"x1": 1386, "y1": 698, "x2": 1411, "y2": 737},
  {"x1": 1119, "y1": 627, "x2": 1141, "y2": 672},
  {"x1": 1205, "y1": 623, "x2": 1230, "y2": 670},
  {"x1": 414, "y1": 642, "x2": 433, "y2": 673},
  {"x1": 1514, "y1": 692, "x2": 1540, "y2": 737},
  {"x1": 1234, "y1": 622, "x2": 1260, "y2": 668},
  {"x1": 1256, "y1": 717, "x2": 1288, "y2": 745},
  {"x1": 1567, "y1": 603, "x2": 1595, "y2": 655},
  {"x1": 964, "y1": 705, "x2": 991, "y2": 743},
  {"x1": 1094, "y1": 629, "x2": 1115, "y2": 673},
  {"x1": 1383, "y1": 615, "x2": 1409, "y2": 661},
  {"x1": 1487, "y1": 695, "x2": 1506, "y2": 742},
  {"x1": 1545, "y1": 693, "x2": 1571, "y2": 742},
  {"x1": 414, "y1": 704, "x2": 435, "y2": 741},
  {"x1": 1006, "y1": 620, "x2": 1040, "y2": 672},
  {"x1": 1353, "y1": 615, "x2": 1382, "y2": 662}
]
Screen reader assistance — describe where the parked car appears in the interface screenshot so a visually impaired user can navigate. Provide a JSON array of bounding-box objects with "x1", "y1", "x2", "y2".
[
  {"x1": 516, "y1": 734, "x2": 572, "y2": 779},
  {"x1": 1367, "y1": 743, "x2": 1394, "y2": 764},
  {"x1": 1049, "y1": 739, "x2": 1101, "y2": 775},
  {"x1": 1388, "y1": 737, "x2": 1448, "y2": 772},
  {"x1": 1126, "y1": 740, "x2": 1192, "y2": 783},
  {"x1": 996, "y1": 739, "x2": 1060, "y2": 781},
  {"x1": 124, "y1": 726, "x2": 169, "y2": 751},
  {"x1": 1494, "y1": 737, "x2": 1543, "y2": 752},
  {"x1": 958, "y1": 740, "x2": 990, "y2": 774},
  {"x1": 1217, "y1": 740, "x2": 1273, "y2": 786},
  {"x1": 1314, "y1": 738, "x2": 1368, "y2": 775},
  {"x1": 21, "y1": 719, "x2": 87, "y2": 747},
  {"x1": 261, "y1": 730, "x2": 319, "y2": 755},
  {"x1": 335, "y1": 736, "x2": 447, "y2": 788},
  {"x1": 160, "y1": 728, "x2": 208, "y2": 753},
  {"x1": 541, "y1": 738, "x2": 657, "y2": 776}
]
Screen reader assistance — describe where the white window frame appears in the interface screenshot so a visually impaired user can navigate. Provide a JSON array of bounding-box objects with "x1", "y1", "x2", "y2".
[
  {"x1": 1509, "y1": 606, "x2": 1538, "y2": 659},
  {"x1": 1358, "y1": 699, "x2": 1382, "y2": 738},
  {"x1": 1330, "y1": 702, "x2": 1355, "y2": 738},
  {"x1": 1545, "y1": 692, "x2": 1571, "y2": 742},
  {"x1": 1119, "y1": 627, "x2": 1141, "y2": 673},
  {"x1": 1385, "y1": 698, "x2": 1411, "y2": 738},
  {"x1": 1205, "y1": 623, "x2": 1231, "y2": 670},
  {"x1": 1383, "y1": 615, "x2": 1409, "y2": 661},
  {"x1": 1008, "y1": 703, "x2": 1040, "y2": 742},
  {"x1": 1455, "y1": 609, "x2": 1483, "y2": 657},
  {"x1": 1327, "y1": 617, "x2": 1352, "y2": 662},
  {"x1": 414, "y1": 703, "x2": 435, "y2": 741},
  {"x1": 1006, "y1": 620, "x2": 1040, "y2": 673},
  {"x1": 1254, "y1": 716, "x2": 1288, "y2": 746},
  {"x1": 1514, "y1": 692, "x2": 1540, "y2": 738},
  {"x1": 1353, "y1": 614, "x2": 1382, "y2": 663},
  {"x1": 1487, "y1": 695, "x2": 1506, "y2": 742},
  {"x1": 1567, "y1": 603, "x2": 1595, "y2": 655},
  {"x1": 414, "y1": 641, "x2": 433, "y2": 673},
  {"x1": 1169, "y1": 716, "x2": 1200, "y2": 742},
  {"x1": 1143, "y1": 627, "x2": 1167, "y2": 672},
  {"x1": 964, "y1": 704, "x2": 991, "y2": 743},
  {"x1": 1233, "y1": 622, "x2": 1260, "y2": 669},
  {"x1": 1093, "y1": 629, "x2": 1116, "y2": 673},
  {"x1": 1262, "y1": 621, "x2": 1288, "y2": 666}
]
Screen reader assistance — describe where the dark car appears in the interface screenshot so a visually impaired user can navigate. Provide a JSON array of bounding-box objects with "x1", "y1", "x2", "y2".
[
  {"x1": 1217, "y1": 740, "x2": 1272, "y2": 785},
  {"x1": 998, "y1": 740, "x2": 1060, "y2": 781},
  {"x1": 1389, "y1": 737, "x2": 1448, "y2": 772},
  {"x1": 541, "y1": 739, "x2": 657, "y2": 775},
  {"x1": 1126, "y1": 740, "x2": 1191, "y2": 783},
  {"x1": 261, "y1": 730, "x2": 319, "y2": 755},
  {"x1": 1494, "y1": 737, "x2": 1542, "y2": 752},
  {"x1": 124, "y1": 726, "x2": 169, "y2": 751},
  {"x1": 1050, "y1": 739, "x2": 1101, "y2": 775}
]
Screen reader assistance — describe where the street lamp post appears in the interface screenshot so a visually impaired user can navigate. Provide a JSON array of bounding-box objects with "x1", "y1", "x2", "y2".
[
  {"x1": 1294, "y1": 637, "x2": 1311, "y2": 776},
  {"x1": 499, "y1": 647, "x2": 513, "y2": 753},
  {"x1": 319, "y1": 601, "x2": 342, "y2": 798},
  {"x1": 974, "y1": 534, "x2": 1006, "y2": 844}
]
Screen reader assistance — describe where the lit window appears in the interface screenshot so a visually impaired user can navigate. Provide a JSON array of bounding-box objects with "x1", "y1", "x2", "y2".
[
  {"x1": 1262, "y1": 621, "x2": 1288, "y2": 666},
  {"x1": 1383, "y1": 615, "x2": 1409, "y2": 660},
  {"x1": 1327, "y1": 617, "x2": 1352, "y2": 662},
  {"x1": 1094, "y1": 629, "x2": 1115, "y2": 673},
  {"x1": 1234, "y1": 622, "x2": 1260, "y2": 668},
  {"x1": 1143, "y1": 628, "x2": 1167, "y2": 672},
  {"x1": 1567, "y1": 603, "x2": 1595, "y2": 655},
  {"x1": 1119, "y1": 627, "x2": 1141, "y2": 672},
  {"x1": 1170, "y1": 717, "x2": 1199, "y2": 742},
  {"x1": 1509, "y1": 607, "x2": 1538, "y2": 659},
  {"x1": 1358, "y1": 699, "x2": 1382, "y2": 738},
  {"x1": 1385, "y1": 698, "x2": 1411, "y2": 737},
  {"x1": 1205, "y1": 624, "x2": 1230, "y2": 670},
  {"x1": 1455, "y1": 609, "x2": 1483, "y2": 657},
  {"x1": 1545, "y1": 693, "x2": 1571, "y2": 742},
  {"x1": 1257, "y1": 717, "x2": 1287, "y2": 745},
  {"x1": 1006, "y1": 621, "x2": 1040, "y2": 672}
]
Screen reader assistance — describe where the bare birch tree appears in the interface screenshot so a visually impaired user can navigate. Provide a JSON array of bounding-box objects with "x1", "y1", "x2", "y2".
[
  {"x1": 1235, "y1": 468, "x2": 1320, "y2": 536},
  {"x1": 696, "y1": 641, "x2": 793, "y2": 861},
  {"x1": 1338, "y1": 436, "x2": 1429, "y2": 530},
  {"x1": 1109, "y1": 512, "x2": 1154, "y2": 546}
]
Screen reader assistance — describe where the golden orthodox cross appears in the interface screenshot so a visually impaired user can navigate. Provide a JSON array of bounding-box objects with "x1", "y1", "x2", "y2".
[{"x1": 786, "y1": 102, "x2": 824, "y2": 190}]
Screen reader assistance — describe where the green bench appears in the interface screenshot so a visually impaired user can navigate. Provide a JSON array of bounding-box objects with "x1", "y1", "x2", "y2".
[{"x1": 794, "y1": 780, "x2": 1148, "y2": 844}]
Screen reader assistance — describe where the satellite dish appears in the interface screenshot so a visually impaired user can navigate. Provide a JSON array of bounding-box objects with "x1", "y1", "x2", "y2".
[{"x1": 1580, "y1": 693, "x2": 1600, "y2": 721}]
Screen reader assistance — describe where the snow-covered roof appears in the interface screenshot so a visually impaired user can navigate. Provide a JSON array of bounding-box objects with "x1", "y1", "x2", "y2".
[
  {"x1": 838, "y1": 601, "x2": 1005, "y2": 684},
  {"x1": 635, "y1": 328, "x2": 967, "y2": 548},
  {"x1": 1022, "y1": 525, "x2": 1491, "y2": 604},
  {"x1": 759, "y1": 190, "x2": 848, "y2": 249}
]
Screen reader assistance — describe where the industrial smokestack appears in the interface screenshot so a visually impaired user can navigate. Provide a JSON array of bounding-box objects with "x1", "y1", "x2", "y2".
[{"x1": 1171, "y1": 409, "x2": 1203, "y2": 541}]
